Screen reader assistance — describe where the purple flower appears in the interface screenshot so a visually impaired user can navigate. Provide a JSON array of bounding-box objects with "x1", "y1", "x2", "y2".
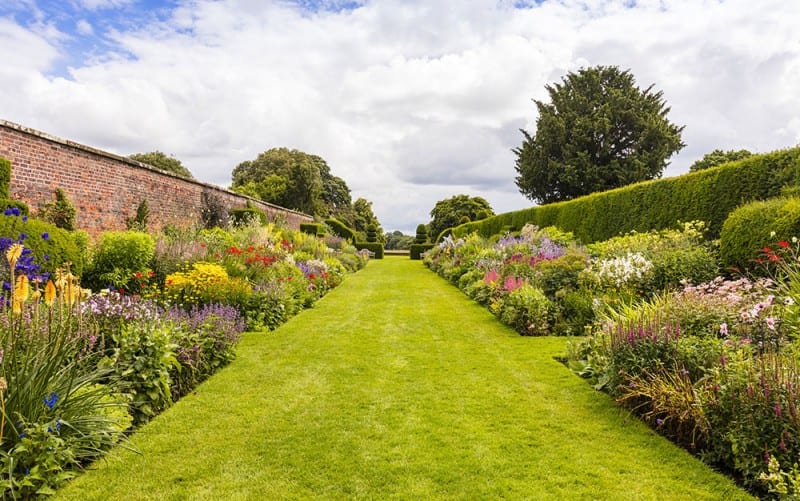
[
  {"x1": 41, "y1": 232, "x2": 49, "y2": 240},
  {"x1": 656, "y1": 418, "x2": 664, "y2": 426}
]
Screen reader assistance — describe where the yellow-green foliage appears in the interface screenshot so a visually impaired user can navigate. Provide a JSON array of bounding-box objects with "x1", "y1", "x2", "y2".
[
  {"x1": 453, "y1": 147, "x2": 800, "y2": 242},
  {"x1": 719, "y1": 197, "x2": 800, "y2": 272},
  {"x1": 164, "y1": 262, "x2": 251, "y2": 306}
]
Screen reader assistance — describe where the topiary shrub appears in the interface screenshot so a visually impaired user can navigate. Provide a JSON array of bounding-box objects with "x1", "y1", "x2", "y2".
[
  {"x1": 325, "y1": 218, "x2": 356, "y2": 242},
  {"x1": 0, "y1": 210, "x2": 83, "y2": 276},
  {"x1": 410, "y1": 243, "x2": 434, "y2": 260},
  {"x1": 414, "y1": 224, "x2": 428, "y2": 244},
  {"x1": 366, "y1": 224, "x2": 378, "y2": 243},
  {"x1": 719, "y1": 197, "x2": 800, "y2": 273},
  {"x1": 84, "y1": 231, "x2": 155, "y2": 291},
  {"x1": 230, "y1": 207, "x2": 267, "y2": 226}
]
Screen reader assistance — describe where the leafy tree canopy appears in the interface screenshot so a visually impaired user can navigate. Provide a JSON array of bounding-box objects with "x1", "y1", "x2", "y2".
[
  {"x1": 689, "y1": 148, "x2": 752, "y2": 172},
  {"x1": 514, "y1": 65, "x2": 685, "y2": 204},
  {"x1": 352, "y1": 197, "x2": 384, "y2": 242},
  {"x1": 428, "y1": 194, "x2": 494, "y2": 239},
  {"x1": 129, "y1": 151, "x2": 194, "y2": 179},
  {"x1": 231, "y1": 148, "x2": 352, "y2": 217},
  {"x1": 384, "y1": 230, "x2": 414, "y2": 250}
]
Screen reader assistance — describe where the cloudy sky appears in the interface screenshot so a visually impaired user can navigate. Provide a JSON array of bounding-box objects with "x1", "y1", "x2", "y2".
[{"x1": 1, "y1": 0, "x2": 799, "y2": 233}]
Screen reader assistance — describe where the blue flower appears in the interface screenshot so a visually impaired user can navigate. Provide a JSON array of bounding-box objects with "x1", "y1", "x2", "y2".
[
  {"x1": 44, "y1": 392, "x2": 59, "y2": 409},
  {"x1": 18, "y1": 232, "x2": 27, "y2": 241},
  {"x1": 22, "y1": 216, "x2": 28, "y2": 222},
  {"x1": 41, "y1": 232, "x2": 49, "y2": 241},
  {"x1": 2, "y1": 282, "x2": 10, "y2": 291}
]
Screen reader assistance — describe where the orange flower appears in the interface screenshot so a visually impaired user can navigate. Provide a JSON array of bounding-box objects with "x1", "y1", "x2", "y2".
[{"x1": 44, "y1": 280, "x2": 57, "y2": 306}]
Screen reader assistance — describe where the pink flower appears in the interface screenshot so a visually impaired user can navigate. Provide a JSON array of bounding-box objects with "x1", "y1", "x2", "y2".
[
  {"x1": 719, "y1": 323, "x2": 728, "y2": 336},
  {"x1": 483, "y1": 269, "x2": 499, "y2": 284},
  {"x1": 766, "y1": 317, "x2": 776, "y2": 331}
]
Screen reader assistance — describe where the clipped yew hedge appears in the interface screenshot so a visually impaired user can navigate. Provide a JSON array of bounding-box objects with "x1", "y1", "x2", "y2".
[
  {"x1": 325, "y1": 218, "x2": 356, "y2": 242},
  {"x1": 452, "y1": 147, "x2": 800, "y2": 243}
]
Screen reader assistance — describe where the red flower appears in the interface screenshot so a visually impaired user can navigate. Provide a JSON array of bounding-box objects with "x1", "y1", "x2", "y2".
[
  {"x1": 762, "y1": 247, "x2": 773, "y2": 253},
  {"x1": 309, "y1": 273, "x2": 316, "y2": 280},
  {"x1": 148, "y1": 271, "x2": 155, "y2": 277},
  {"x1": 778, "y1": 240, "x2": 791, "y2": 248},
  {"x1": 769, "y1": 254, "x2": 781, "y2": 262},
  {"x1": 133, "y1": 272, "x2": 142, "y2": 279}
]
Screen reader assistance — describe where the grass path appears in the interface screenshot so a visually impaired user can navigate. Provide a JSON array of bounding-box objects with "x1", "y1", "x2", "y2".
[{"x1": 56, "y1": 257, "x2": 752, "y2": 500}]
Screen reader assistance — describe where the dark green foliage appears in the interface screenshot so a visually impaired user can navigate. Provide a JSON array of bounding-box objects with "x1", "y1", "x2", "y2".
[
  {"x1": 514, "y1": 66, "x2": 685, "y2": 204},
  {"x1": 354, "y1": 242, "x2": 384, "y2": 259},
  {"x1": 428, "y1": 194, "x2": 494, "y2": 239},
  {"x1": 453, "y1": 147, "x2": 800, "y2": 243},
  {"x1": 351, "y1": 198, "x2": 383, "y2": 241},
  {"x1": 129, "y1": 151, "x2": 194, "y2": 178},
  {"x1": 366, "y1": 224, "x2": 378, "y2": 243},
  {"x1": 324, "y1": 218, "x2": 356, "y2": 242},
  {"x1": 0, "y1": 156, "x2": 10, "y2": 199},
  {"x1": 300, "y1": 223, "x2": 325, "y2": 236},
  {"x1": 689, "y1": 149, "x2": 752, "y2": 172},
  {"x1": 231, "y1": 147, "x2": 350, "y2": 216},
  {"x1": 410, "y1": 244, "x2": 434, "y2": 260},
  {"x1": 229, "y1": 207, "x2": 267, "y2": 226},
  {"x1": 384, "y1": 231, "x2": 414, "y2": 250},
  {"x1": 38, "y1": 188, "x2": 77, "y2": 231},
  {"x1": 719, "y1": 197, "x2": 800, "y2": 272},
  {"x1": 0, "y1": 213, "x2": 83, "y2": 275},
  {"x1": 415, "y1": 224, "x2": 428, "y2": 244},
  {"x1": 126, "y1": 199, "x2": 149, "y2": 231},
  {"x1": 458, "y1": 216, "x2": 471, "y2": 225},
  {"x1": 200, "y1": 191, "x2": 228, "y2": 229}
]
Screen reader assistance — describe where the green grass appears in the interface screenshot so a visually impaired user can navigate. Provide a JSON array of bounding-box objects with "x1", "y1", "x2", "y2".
[{"x1": 56, "y1": 256, "x2": 753, "y2": 500}]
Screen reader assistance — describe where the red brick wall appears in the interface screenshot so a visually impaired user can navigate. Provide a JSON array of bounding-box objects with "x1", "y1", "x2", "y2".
[{"x1": 0, "y1": 119, "x2": 312, "y2": 237}]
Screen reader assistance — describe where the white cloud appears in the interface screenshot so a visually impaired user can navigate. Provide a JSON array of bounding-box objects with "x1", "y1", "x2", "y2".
[
  {"x1": 2, "y1": 0, "x2": 800, "y2": 232},
  {"x1": 75, "y1": 19, "x2": 93, "y2": 35}
]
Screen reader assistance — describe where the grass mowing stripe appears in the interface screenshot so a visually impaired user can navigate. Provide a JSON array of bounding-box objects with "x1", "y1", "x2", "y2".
[{"x1": 55, "y1": 256, "x2": 753, "y2": 500}]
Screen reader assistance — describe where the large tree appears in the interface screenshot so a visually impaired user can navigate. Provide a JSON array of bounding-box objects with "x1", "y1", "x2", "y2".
[
  {"x1": 231, "y1": 148, "x2": 352, "y2": 217},
  {"x1": 514, "y1": 66, "x2": 685, "y2": 204},
  {"x1": 352, "y1": 197, "x2": 384, "y2": 242},
  {"x1": 129, "y1": 151, "x2": 193, "y2": 178},
  {"x1": 689, "y1": 148, "x2": 752, "y2": 172},
  {"x1": 428, "y1": 194, "x2": 494, "y2": 239}
]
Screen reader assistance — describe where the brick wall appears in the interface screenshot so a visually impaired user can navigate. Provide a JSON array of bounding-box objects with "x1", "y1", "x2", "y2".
[{"x1": 0, "y1": 119, "x2": 312, "y2": 237}]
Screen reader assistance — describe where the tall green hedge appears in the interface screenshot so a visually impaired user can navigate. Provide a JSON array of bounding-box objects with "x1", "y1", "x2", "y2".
[
  {"x1": 325, "y1": 218, "x2": 356, "y2": 242},
  {"x1": 718, "y1": 197, "x2": 800, "y2": 273},
  {"x1": 300, "y1": 223, "x2": 325, "y2": 236},
  {"x1": 452, "y1": 147, "x2": 800, "y2": 243}
]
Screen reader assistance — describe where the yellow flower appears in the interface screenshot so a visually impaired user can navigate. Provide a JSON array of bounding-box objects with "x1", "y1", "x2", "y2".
[
  {"x1": 6, "y1": 243, "x2": 23, "y2": 269},
  {"x1": 44, "y1": 280, "x2": 57, "y2": 306},
  {"x1": 14, "y1": 275, "x2": 29, "y2": 303}
]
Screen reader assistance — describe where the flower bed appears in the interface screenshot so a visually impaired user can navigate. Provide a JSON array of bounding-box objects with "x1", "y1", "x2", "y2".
[{"x1": 0, "y1": 214, "x2": 368, "y2": 496}]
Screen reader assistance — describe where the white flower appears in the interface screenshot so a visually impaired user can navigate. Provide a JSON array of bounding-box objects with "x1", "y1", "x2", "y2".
[
  {"x1": 785, "y1": 296, "x2": 796, "y2": 306},
  {"x1": 719, "y1": 323, "x2": 728, "y2": 336}
]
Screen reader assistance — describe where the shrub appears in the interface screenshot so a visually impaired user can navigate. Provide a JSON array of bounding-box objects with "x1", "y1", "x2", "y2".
[
  {"x1": 163, "y1": 262, "x2": 251, "y2": 309},
  {"x1": 125, "y1": 199, "x2": 149, "y2": 231},
  {"x1": 39, "y1": 188, "x2": 77, "y2": 231},
  {"x1": 494, "y1": 284, "x2": 553, "y2": 336},
  {"x1": 354, "y1": 242, "x2": 384, "y2": 259},
  {"x1": 410, "y1": 243, "x2": 434, "y2": 260},
  {"x1": 415, "y1": 224, "x2": 428, "y2": 244},
  {"x1": 325, "y1": 218, "x2": 356, "y2": 242},
  {"x1": 100, "y1": 321, "x2": 178, "y2": 425},
  {"x1": 85, "y1": 231, "x2": 155, "y2": 291},
  {"x1": 453, "y1": 146, "x2": 800, "y2": 242},
  {"x1": 719, "y1": 197, "x2": 800, "y2": 273},
  {"x1": 300, "y1": 223, "x2": 325, "y2": 236},
  {"x1": 0, "y1": 157, "x2": 9, "y2": 199},
  {"x1": 230, "y1": 207, "x2": 267, "y2": 226},
  {"x1": 200, "y1": 190, "x2": 228, "y2": 229},
  {"x1": 366, "y1": 224, "x2": 378, "y2": 243},
  {"x1": 0, "y1": 210, "x2": 83, "y2": 276}
]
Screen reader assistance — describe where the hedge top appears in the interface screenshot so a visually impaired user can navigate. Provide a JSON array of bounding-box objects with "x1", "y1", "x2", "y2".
[{"x1": 451, "y1": 146, "x2": 800, "y2": 243}]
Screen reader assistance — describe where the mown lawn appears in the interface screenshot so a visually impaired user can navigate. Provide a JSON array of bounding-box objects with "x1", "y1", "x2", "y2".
[{"x1": 56, "y1": 256, "x2": 752, "y2": 500}]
